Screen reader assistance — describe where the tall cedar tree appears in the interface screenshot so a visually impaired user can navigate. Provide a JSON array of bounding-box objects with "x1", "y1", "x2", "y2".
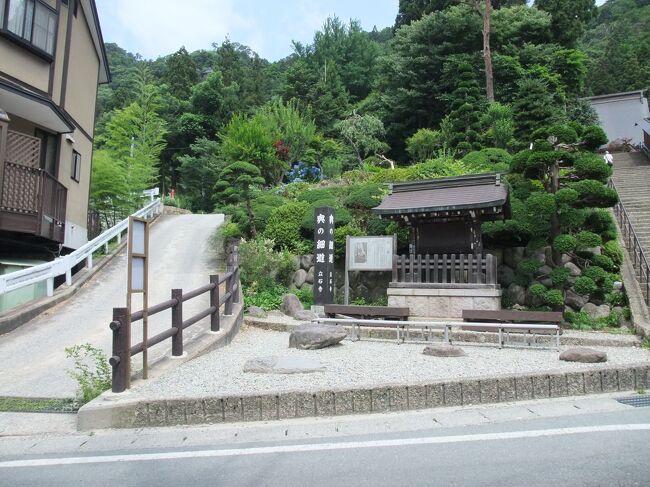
[
  {"x1": 163, "y1": 47, "x2": 199, "y2": 100},
  {"x1": 512, "y1": 77, "x2": 556, "y2": 143}
]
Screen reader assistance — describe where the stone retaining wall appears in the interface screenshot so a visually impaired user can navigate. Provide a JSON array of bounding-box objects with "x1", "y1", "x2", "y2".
[
  {"x1": 387, "y1": 287, "x2": 502, "y2": 318},
  {"x1": 78, "y1": 363, "x2": 649, "y2": 430}
]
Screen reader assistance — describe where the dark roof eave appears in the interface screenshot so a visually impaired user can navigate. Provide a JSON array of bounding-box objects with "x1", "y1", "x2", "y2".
[{"x1": 372, "y1": 198, "x2": 508, "y2": 216}]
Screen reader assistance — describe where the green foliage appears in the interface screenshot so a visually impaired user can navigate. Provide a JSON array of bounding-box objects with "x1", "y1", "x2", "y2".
[
  {"x1": 512, "y1": 77, "x2": 557, "y2": 142},
  {"x1": 574, "y1": 154, "x2": 612, "y2": 183},
  {"x1": 571, "y1": 180, "x2": 618, "y2": 208},
  {"x1": 565, "y1": 311, "x2": 610, "y2": 331},
  {"x1": 244, "y1": 285, "x2": 288, "y2": 311},
  {"x1": 65, "y1": 344, "x2": 112, "y2": 403},
  {"x1": 603, "y1": 240, "x2": 623, "y2": 266},
  {"x1": 334, "y1": 223, "x2": 366, "y2": 257},
  {"x1": 301, "y1": 201, "x2": 352, "y2": 232},
  {"x1": 215, "y1": 160, "x2": 265, "y2": 235},
  {"x1": 445, "y1": 62, "x2": 485, "y2": 155},
  {"x1": 219, "y1": 223, "x2": 242, "y2": 240},
  {"x1": 585, "y1": 209, "x2": 617, "y2": 241},
  {"x1": 529, "y1": 283, "x2": 548, "y2": 298},
  {"x1": 264, "y1": 202, "x2": 309, "y2": 252},
  {"x1": 592, "y1": 254, "x2": 617, "y2": 272},
  {"x1": 582, "y1": 265, "x2": 606, "y2": 284},
  {"x1": 297, "y1": 188, "x2": 340, "y2": 204},
  {"x1": 518, "y1": 258, "x2": 542, "y2": 276},
  {"x1": 336, "y1": 112, "x2": 389, "y2": 164},
  {"x1": 164, "y1": 47, "x2": 199, "y2": 100},
  {"x1": 581, "y1": 125, "x2": 609, "y2": 151},
  {"x1": 550, "y1": 267, "x2": 571, "y2": 287},
  {"x1": 481, "y1": 103, "x2": 515, "y2": 149},
  {"x1": 462, "y1": 148, "x2": 512, "y2": 172},
  {"x1": 406, "y1": 128, "x2": 443, "y2": 162},
  {"x1": 575, "y1": 231, "x2": 602, "y2": 250},
  {"x1": 250, "y1": 192, "x2": 289, "y2": 234},
  {"x1": 344, "y1": 184, "x2": 385, "y2": 209},
  {"x1": 239, "y1": 238, "x2": 296, "y2": 291},
  {"x1": 544, "y1": 289, "x2": 565, "y2": 309},
  {"x1": 177, "y1": 138, "x2": 222, "y2": 212},
  {"x1": 294, "y1": 287, "x2": 314, "y2": 309},
  {"x1": 322, "y1": 158, "x2": 344, "y2": 179},
  {"x1": 574, "y1": 276, "x2": 597, "y2": 296}
]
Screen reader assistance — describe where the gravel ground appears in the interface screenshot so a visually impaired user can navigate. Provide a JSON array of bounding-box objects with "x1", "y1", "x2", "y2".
[{"x1": 137, "y1": 326, "x2": 650, "y2": 398}]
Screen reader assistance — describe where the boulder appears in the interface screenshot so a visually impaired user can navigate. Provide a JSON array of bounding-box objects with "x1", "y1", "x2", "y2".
[
  {"x1": 423, "y1": 344, "x2": 467, "y2": 357},
  {"x1": 247, "y1": 306, "x2": 267, "y2": 318},
  {"x1": 497, "y1": 265, "x2": 516, "y2": 287},
  {"x1": 565, "y1": 289, "x2": 589, "y2": 310},
  {"x1": 506, "y1": 283, "x2": 526, "y2": 306},
  {"x1": 584, "y1": 246, "x2": 602, "y2": 256},
  {"x1": 300, "y1": 254, "x2": 314, "y2": 270},
  {"x1": 613, "y1": 281, "x2": 623, "y2": 291},
  {"x1": 306, "y1": 266, "x2": 315, "y2": 284},
  {"x1": 504, "y1": 247, "x2": 525, "y2": 269},
  {"x1": 581, "y1": 302, "x2": 610, "y2": 320},
  {"x1": 536, "y1": 265, "x2": 553, "y2": 277},
  {"x1": 293, "y1": 269, "x2": 308, "y2": 288},
  {"x1": 526, "y1": 247, "x2": 547, "y2": 264},
  {"x1": 540, "y1": 278, "x2": 553, "y2": 288},
  {"x1": 561, "y1": 254, "x2": 573, "y2": 265},
  {"x1": 294, "y1": 309, "x2": 317, "y2": 321},
  {"x1": 280, "y1": 294, "x2": 304, "y2": 318},
  {"x1": 564, "y1": 262, "x2": 582, "y2": 277},
  {"x1": 487, "y1": 249, "x2": 503, "y2": 264},
  {"x1": 243, "y1": 356, "x2": 325, "y2": 374},
  {"x1": 559, "y1": 348, "x2": 607, "y2": 363},
  {"x1": 289, "y1": 324, "x2": 348, "y2": 350}
]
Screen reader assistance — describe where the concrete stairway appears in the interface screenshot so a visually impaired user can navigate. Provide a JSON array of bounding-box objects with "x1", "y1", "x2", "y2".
[{"x1": 610, "y1": 152, "x2": 650, "y2": 297}]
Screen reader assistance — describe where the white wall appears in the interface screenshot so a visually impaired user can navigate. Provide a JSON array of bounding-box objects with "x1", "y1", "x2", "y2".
[{"x1": 590, "y1": 94, "x2": 650, "y2": 145}]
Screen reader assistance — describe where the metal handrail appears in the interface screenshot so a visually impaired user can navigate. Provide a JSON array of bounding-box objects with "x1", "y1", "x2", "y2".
[
  {"x1": 0, "y1": 198, "x2": 163, "y2": 298},
  {"x1": 609, "y1": 178, "x2": 650, "y2": 305}
]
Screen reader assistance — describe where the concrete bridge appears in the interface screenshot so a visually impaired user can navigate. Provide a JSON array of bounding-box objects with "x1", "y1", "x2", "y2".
[{"x1": 0, "y1": 212, "x2": 224, "y2": 398}]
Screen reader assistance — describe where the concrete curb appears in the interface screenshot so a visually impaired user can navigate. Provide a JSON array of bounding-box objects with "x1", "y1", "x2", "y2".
[
  {"x1": 76, "y1": 362, "x2": 650, "y2": 431},
  {"x1": 618, "y1": 232, "x2": 650, "y2": 338}
]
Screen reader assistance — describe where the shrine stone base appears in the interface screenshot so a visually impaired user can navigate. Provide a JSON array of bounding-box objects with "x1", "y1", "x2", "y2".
[{"x1": 387, "y1": 285, "x2": 502, "y2": 319}]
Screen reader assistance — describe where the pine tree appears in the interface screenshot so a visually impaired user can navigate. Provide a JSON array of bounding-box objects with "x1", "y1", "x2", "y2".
[
  {"x1": 512, "y1": 77, "x2": 556, "y2": 143},
  {"x1": 445, "y1": 63, "x2": 485, "y2": 155}
]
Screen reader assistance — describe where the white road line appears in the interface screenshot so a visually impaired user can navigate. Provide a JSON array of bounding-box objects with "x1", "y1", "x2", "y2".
[{"x1": 1, "y1": 424, "x2": 649, "y2": 469}]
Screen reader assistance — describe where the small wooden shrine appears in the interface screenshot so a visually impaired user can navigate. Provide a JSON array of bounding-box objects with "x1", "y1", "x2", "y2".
[{"x1": 372, "y1": 173, "x2": 510, "y2": 255}]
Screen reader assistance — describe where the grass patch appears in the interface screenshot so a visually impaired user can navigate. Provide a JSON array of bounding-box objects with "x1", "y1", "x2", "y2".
[{"x1": 0, "y1": 397, "x2": 81, "y2": 413}]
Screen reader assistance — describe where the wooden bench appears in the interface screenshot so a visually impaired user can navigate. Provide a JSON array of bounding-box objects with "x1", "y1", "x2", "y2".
[
  {"x1": 462, "y1": 310, "x2": 563, "y2": 344},
  {"x1": 324, "y1": 305, "x2": 409, "y2": 321}
]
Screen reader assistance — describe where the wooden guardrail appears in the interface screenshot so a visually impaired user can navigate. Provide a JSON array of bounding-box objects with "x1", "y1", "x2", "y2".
[
  {"x1": 392, "y1": 253, "x2": 497, "y2": 286},
  {"x1": 109, "y1": 249, "x2": 241, "y2": 392}
]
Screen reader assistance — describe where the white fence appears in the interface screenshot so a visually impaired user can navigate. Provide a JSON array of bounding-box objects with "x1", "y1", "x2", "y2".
[{"x1": 0, "y1": 199, "x2": 162, "y2": 298}]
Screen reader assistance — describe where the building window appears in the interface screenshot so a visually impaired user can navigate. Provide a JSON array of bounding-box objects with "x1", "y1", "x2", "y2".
[
  {"x1": 71, "y1": 150, "x2": 80, "y2": 182},
  {"x1": 1, "y1": 0, "x2": 57, "y2": 56}
]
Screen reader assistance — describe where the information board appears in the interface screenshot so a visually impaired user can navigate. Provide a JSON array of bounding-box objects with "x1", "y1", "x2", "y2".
[{"x1": 347, "y1": 236, "x2": 395, "y2": 271}]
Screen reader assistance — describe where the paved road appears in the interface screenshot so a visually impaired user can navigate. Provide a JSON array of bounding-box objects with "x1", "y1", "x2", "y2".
[
  {"x1": 0, "y1": 214, "x2": 223, "y2": 398},
  {"x1": 0, "y1": 396, "x2": 648, "y2": 486}
]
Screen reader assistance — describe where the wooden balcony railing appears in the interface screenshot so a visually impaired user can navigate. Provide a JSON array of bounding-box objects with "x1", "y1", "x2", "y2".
[
  {"x1": 392, "y1": 253, "x2": 498, "y2": 287},
  {"x1": 0, "y1": 161, "x2": 67, "y2": 243}
]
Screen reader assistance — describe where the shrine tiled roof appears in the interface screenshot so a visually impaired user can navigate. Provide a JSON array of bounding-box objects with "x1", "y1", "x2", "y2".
[{"x1": 372, "y1": 173, "x2": 509, "y2": 216}]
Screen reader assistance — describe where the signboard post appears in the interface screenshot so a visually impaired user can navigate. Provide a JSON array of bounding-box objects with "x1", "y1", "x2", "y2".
[
  {"x1": 313, "y1": 207, "x2": 335, "y2": 306},
  {"x1": 127, "y1": 216, "x2": 150, "y2": 383},
  {"x1": 345, "y1": 235, "x2": 396, "y2": 304}
]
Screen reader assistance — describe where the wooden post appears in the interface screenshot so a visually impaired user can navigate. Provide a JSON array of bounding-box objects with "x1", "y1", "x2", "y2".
[
  {"x1": 210, "y1": 275, "x2": 220, "y2": 332},
  {"x1": 171, "y1": 289, "x2": 183, "y2": 356},
  {"x1": 0, "y1": 110, "x2": 9, "y2": 193},
  {"x1": 225, "y1": 268, "x2": 234, "y2": 316},
  {"x1": 109, "y1": 307, "x2": 129, "y2": 393}
]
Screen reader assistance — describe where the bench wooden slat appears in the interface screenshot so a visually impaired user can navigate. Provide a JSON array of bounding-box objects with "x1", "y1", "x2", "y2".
[
  {"x1": 462, "y1": 309, "x2": 563, "y2": 335},
  {"x1": 324, "y1": 305, "x2": 409, "y2": 319}
]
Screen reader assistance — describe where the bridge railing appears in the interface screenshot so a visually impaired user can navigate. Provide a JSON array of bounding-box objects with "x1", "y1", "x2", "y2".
[
  {"x1": 0, "y1": 199, "x2": 163, "y2": 299},
  {"x1": 109, "y1": 246, "x2": 241, "y2": 392}
]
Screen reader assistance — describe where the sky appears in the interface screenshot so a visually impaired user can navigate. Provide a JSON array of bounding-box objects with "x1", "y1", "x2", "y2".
[
  {"x1": 95, "y1": 0, "x2": 399, "y2": 62},
  {"x1": 96, "y1": 0, "x2": 609, "y2": 62}
]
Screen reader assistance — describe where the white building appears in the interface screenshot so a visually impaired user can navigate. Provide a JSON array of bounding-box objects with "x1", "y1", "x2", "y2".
[{"x1": 588, "y1": 90, "x2": 650, "y2": 146}]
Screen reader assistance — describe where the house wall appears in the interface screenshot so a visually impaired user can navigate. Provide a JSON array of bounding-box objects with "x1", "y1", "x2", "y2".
[
  {"x1": 589, "y1": 94, "x2": 650, "y2": 146},
  {"x1": 0, "y1": 38, "x2": 51, "y2": 93}
]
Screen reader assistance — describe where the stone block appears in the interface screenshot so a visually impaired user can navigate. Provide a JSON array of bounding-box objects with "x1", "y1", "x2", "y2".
[
  {"x1": 408, "y1": 385, "x2": 427, "y2": 410},
  {"x1": 498, "y1": 378, "x2": 517, "y2": 402},
  {"x1": 390, "y1": 387, "x2": 409, "y2": 412},
  {"x1": 602, "y1": 370, "x2": 619, "y2": 392},
  {"x1": 294, "y1": 393, "x2": 316, "y2": 418},
  {"x1": 406, "y1": 296, "x2": 428, "y2": 317},
  {"x1": 167, "y1": 401, "x2": 187, "y2": 425},
  {"x1": 353, "y1": 390, "x2": 372, "y2": 413},
  {"x1": 334, "y1": 391, "x2": 354, "y2": 416},
  {"x1": 474, "y1": 297, "x2": 500, "y2": 311},
  {"x1": 462, "y1": 380, "x2": 481, "y2": 405},
  {"x1": 566, "y1": 373, "x2": 585, "y2": 396},
  {"x1": 449, "y1": 298, "x2": 475, "y2": 318},
  {"x1": 480, "y1": 379, "x2": 499, "y2": 403},
  {"x1": 371, "y1": 387, "x2": 391, "y2": 412},
  {"x1": 242, "y1": 397, "x2": 262, "y2": 422},
  {"x1": 618, "y1": 369, "x2": 635, "y2": 391},
  {"x1": 204, "y1": 398, "x2": 224, "y2": 423},
  {"x1": 147, "y1": 402, "x2": 167, "y2": 426},
  {"x1": 185, "y1": 400, "x2": 206, "y2": 425},
  {"x1": 261, "y1": 396, "x2": 278, "y2": 421},
  {"x1": 315, "y1": 391, "x2": 335, "y2": 417},
  {"x1": 549, "y1": 375, "x2": 568, "y2": 398},
  {"x1": 515, "y1": 377, "x2": 534, "y2": 400},
  {"x1": 279, "y1": 395, "x2": 297, "y2": 419},
  {"x1": 635, "y1": 366, "x2": 649, "y2": 389},
  {"x1": 134, "y1": 403, "x2": 150, "y2": 427},
  {"x1": 223, "y1": 398, "x2": 243, "y2": 422},
  {"x1": 444, "y1": 383, "x2": 462, "y2": 406},
  {"x1": 426, "y1": 384, "x2": 445, "y2": 408},
  {"x1": 584, "y1": 371, "x2": 602, "y2": 394},
  {"x1": 532, "y1": 376, "x2": 551, "y2": 398}
]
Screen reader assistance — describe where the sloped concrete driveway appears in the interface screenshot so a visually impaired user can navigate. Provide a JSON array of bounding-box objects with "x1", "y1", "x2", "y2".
[{"x1": 0, "y1": 213, "x2": 224, "y2": 398}]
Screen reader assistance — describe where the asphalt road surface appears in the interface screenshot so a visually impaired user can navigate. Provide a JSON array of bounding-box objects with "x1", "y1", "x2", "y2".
[
  {"x1": 0, "y1": 397, "x2": 649, "y2": 486},
  {"x1": 0, "y1": 213, "x2": 223, "y2": 398}
]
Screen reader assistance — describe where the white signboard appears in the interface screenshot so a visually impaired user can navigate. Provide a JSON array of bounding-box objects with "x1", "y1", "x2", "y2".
[{"x1": 347, "y1": 236, "x2": 394, "y2": 271}]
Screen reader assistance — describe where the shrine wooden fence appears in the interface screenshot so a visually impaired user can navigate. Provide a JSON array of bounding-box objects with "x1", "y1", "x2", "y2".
[{"x1": 392, "y1": 253, "x2": 497, "y2": 286}]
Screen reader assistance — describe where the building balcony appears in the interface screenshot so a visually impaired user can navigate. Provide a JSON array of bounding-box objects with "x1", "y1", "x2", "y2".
[{"x1": 0, "y1": 129, "x2": 67, "y2": 243}]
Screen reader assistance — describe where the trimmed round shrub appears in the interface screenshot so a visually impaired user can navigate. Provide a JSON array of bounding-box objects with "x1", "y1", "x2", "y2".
[
  {"x1": 220, "y1": 222, "x2": 242, "y2": 239},
  {"x1": 592, "y1": 254, "x2": 617, "y2": 272},
  {"x1": 550, "y1": 267, "x2": 571, "y2": 287},
  {"x1": 529, "y1": 283, "x2": 547, "y2": 297},
  {"x1": 576, "y1": 231, "x2": 602, "y2": 250},
  {"x1": 344, "y1": 184, "x2": 384, "y2": 209},
  {"x1": 297, "y1": 188, "x2": 340, "y2": 204},
  {"x1": 574, "y1": 276, "x2": 597, "y2": 296},
  {"x1": 559, "y1": 208, "x2": 587, "y2": 232},
  {"x1": 574, "y1": 154, "x2": 612, "y2": 183},
  {"x1": 517, "y1": 258, "x2": 542, "y2": 276},
  {"x1": 547, "y1": 124, "x2": 579, "y2": 144},
  {"x1": 251, "y1": 193, "x2": 288, "y2": 233},
  {"x1": 571, "y1": 180, "x2": 618, "y2": 208},
  {"x1": 603, "y1": 240, "x2": 623, "y2": 266},
  {"x1": 555, "y1": 188, "x2": 578, "y2": 206},
  {"x1": 553, "y1": 234, "x2": 577, "y2": 253},
  {"x1": 585, "y1": 209, "x2": 617, "y2": 240},
  {"x1": 544, "y1": 289, "x2": 565, "y2": 309},
  {"x1": 581, "y1": 125, "x2": 608, "y2": 151},
  {"x1": 264, "y1": 201, "x2": 309, "y2": 252},
  {"x1": 582, "y1": 265, "x2": 606, "y2": 283}
]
